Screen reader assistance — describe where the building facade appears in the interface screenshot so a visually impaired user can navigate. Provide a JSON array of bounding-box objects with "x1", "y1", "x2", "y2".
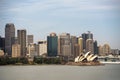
[
  {"x1": 102, "y1": 44, "x2": 111, "y2": 55},
  {"x1": 0, "y1": 50, "x2": 4, "y2": 56},
  {"x1": 78, "y1": 37, "x2": 83, "y2": 53},
  {"x1": 38, "y1": 41, "x2": 47, "y2": 56},
  {"x1": 27, "y1": 43, "x2": 37, "y2": 58},
  {"x1": 71, "y1": 36, "x2": 77, "y2": 57},
  {"x1": 0, "y1": 36, "x2": 5, "y2": 52},
  {"x1": 27, "y1": 35, "x2": 33, "y2": 44},
  {"x1": 82, "y1": 31, "x2": 93, "y2": 52},
  {"x1": 98, "y1": 45, "x2": 103, "y2": 56},
  {"x1": 94, "y1": 40, "x2": 98, "y2": 55},
  {"x1": 17, "y1": 30, "x2": 26, "y2": 57},
  {"x1": 86, "y1": 39, "x2": 94, "y2": 53},
  {"x1": 5, "y1": 23, "x2": 15, "y2": 56},
  {"x1": 47, "y1": 33, "x2": 58, "y2": 57},
  {"x1": 12, "y1": 44, "x2": 21, "y2": 57},
  {"x1": 59, "y1": 33, "x2": 71, "y2": 56}
]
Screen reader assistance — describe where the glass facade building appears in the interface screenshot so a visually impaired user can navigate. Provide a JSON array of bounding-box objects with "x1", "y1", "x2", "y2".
[{"x1": 47, "y1": 33, "x2": 58, "y2": 57}]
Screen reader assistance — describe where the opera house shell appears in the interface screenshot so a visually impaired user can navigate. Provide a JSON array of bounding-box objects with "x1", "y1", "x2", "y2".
[{"x1": 75, "y1": 51, "x2": 98, "y2": 62}]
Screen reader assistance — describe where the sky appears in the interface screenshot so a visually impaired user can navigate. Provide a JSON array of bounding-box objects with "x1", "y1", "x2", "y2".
[{"x1": 0, "y1": 0, "x2": 120, "y2": 49}]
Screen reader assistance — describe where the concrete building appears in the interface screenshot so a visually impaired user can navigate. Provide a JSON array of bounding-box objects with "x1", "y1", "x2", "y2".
[
  {"x1": 98, "y1": 45, "x2": 103, "y2": 56},
  {"x1": 0, "y1": 36, "x2": 5, "y2": 52},
  {"x1": 82, "y1": 33, "x2": 87, "y2": 50},
  {"x1": 78, "y1": 37, "x2": 83, "y2": 53},
  {"x1": 27, "y1": 35, "x2": 33, "y2": 44},
  {"x1": 5, "y1": 23, "x2": 15, "y2": 56},
  {"x1": 86, "y1": 39, "x2": 94, "y2": 54},
  {"x1": 82, "y1": 31, "x2": 93, "y2": 51},
  {"x1": 0, "y1": 50, "x2": 4, "y2": 56},
  {"x1": 47, "y1": 33, "x2": 58, "y2": 57},
  {"x1": 111, "y1": 49, "x2": 119, "y2": 55},
  {"x1": 74, "y1": 44, "x2": 79, "y2": 58},
  {"x1": 94, "y1": 40, "x2": 98, "y2": 55},
  {"x1": 87, "y1": 31, "x2": 93, "y2": 40},
  {"x1": 12, "y1": 44, "x2": 21, "y2": 57},
  {"x1": 17, "y1": 30, "x2": 26, "y2": 57},
  {"x1": 59, "y1": 33, "x2": 71, "y2": 57},
  {"x1": 38, "y1": 41, "x2": 47, "y2": 56},
  {"x1": 102, "y1": 44, "x2": 111, "y2": 55},
  {"x1": 71, "y1": 36, "x2": 77, "y2": 57},
  {"x1": 27, "y1": 43, "x2": 37, "y2": 58}
]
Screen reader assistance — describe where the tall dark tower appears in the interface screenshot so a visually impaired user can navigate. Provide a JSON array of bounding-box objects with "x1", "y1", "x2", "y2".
[
  {"x1": 47, "y1": 33, "x2": 58, "y2": 57},
  {"x1": 82, "y1": 31, "x2": 93, "y2": 52},
  {"x1": 5, "y1": 23, "x2": 15, "y2": 56},
  {"x1": 17, "y1": 30, "x2": 26, "y2": 57},
  {"x1": 94, "y1": 40, "x2": 98, "y2": 54},
  {"x1": 87, "y1": 31, "x2": 93, "y2": 40},
  {"x1": 82, "y1": 33, "x2": 87, "y2": 50},
  {"x1": 0, "y1": 36, "x2": 5, "y2": 52}
]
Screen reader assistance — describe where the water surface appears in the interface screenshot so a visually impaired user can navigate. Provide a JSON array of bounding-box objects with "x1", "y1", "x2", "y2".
[{"x1": 0, "y1": 64, "x2": 120, "y2": 80}]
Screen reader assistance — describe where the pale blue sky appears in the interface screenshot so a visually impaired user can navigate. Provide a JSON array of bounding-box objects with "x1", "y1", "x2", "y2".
[{"x1": 0, "y1": 0, "x2": 120, "y2": 49}]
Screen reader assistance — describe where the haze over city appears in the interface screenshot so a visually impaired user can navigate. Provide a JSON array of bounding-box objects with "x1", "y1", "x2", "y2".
[{"x1": 0, "y1": 0, "x2": 120, "y2": 49}]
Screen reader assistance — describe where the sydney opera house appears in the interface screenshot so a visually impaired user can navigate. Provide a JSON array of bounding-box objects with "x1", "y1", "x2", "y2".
[{"x1": 75, "y1": 51, "x2": 98, "y2": 62}]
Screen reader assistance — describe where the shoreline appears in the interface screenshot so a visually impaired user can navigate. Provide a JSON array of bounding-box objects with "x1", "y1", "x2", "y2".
[
  {"x1": 66, "y1": 61, "x2": 104, "y2": 66},
  {"x1": 0, "y1": 61, "x2": 105, "y2": 66}
]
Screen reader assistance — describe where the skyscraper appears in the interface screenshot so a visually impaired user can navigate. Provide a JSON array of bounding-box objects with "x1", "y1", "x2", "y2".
[
  {"x1": 27, "y1": 35, "x2": 33, "y2": 44},
  {"x1": 59, "y1": 33, "x2": 71, "y2": 56},
  {"x1": 94, "y1": 40, "x2": 98, "y2": 55},
  {"x1": 71, "y1": 36, "x2": 77, "y2": 57},
  {"x1": 17, "y1": 30, "x2": 26, "y2": 57},
  {"x1": 47, "y1": 33, "x2": 58, "y2": 57},
  {"x1": 86, "y1": 39, "x2": 94, "y2": 53},
  {"x1": 0, "y1": 36, "x2": 5, "y2": 52},
  {"x1": 78, "y1": 37, "x2": 83, "y2": 53},
  {"x1": 27, "y1": 43, "x2": 37, "y2": 58},
  {"x1": 102, "y1": 44, "x2": 111, "y2": 55},
  {"x1": 82, "y1": 33, "x2": 87, "y2": 50},
  {"x1": 74, "y1": 44, "x2": 79, "y2": 58},
  {"x1": 82, "y1": 31, "x2": 93, "y2": 52},
  {"x1": 38, "y1": 41, "x2": 47, "y2": 56},
  {"x1": 12, "y1": 44, "x2": 21, "y2": 57},
  {"x1": 5, "y1": 23, "x2": 15, "y2": 56},
  {"x1": 87, "y1": 31, "x2": 93, "y2": 40},
  {"x1": 98, "y1": 45, "x2": 103, "y2": 56}
]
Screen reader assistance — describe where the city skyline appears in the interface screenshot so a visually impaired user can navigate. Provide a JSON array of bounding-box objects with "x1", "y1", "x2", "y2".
[{"x1": 0, "y1": 0, "x2": 120, "y2": 49}]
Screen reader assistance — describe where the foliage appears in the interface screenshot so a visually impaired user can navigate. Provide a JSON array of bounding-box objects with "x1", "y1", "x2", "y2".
[
  {"x1": 34, "y1": 56, "x2": 61, "y2": 64},
  {"x1": 0, "y1": 56, "x2": 28, "y2": 65}
]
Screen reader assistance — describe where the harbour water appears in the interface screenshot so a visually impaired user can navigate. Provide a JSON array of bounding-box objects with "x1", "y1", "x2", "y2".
[{"x1": 0, "y1": 64, "x2": 120, "y2": 80}]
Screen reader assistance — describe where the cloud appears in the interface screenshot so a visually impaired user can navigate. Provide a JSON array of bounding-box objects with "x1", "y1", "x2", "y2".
[{"x1": 8, "y1": 0, "x2": 119, "y2": 14}]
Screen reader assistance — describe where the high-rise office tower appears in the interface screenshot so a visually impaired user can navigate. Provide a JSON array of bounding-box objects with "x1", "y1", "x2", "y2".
[
  {"x1": 71, "y1": 36, "x2": 77, "y2": 57},
  {"x1": 82, "y1": 33, "x2": 87, "y2": 50},
  {"x1": 78, "y1": 37, "x2": 83, "y2": 53},
  {"x1": 59, "y1": 33, "x2": 71, "y2": 56},
  {"x1": 12, "y1": 44, "x2": 21, "y2": 57},
  {"x1": 27, "y1": 43, "x2": 37, "y2": 58},
  {"x1": 82, "y1": 31, "x2": 93, "y2": 51},
  {"x1": 74, "y1": 44, "x2": 79, "y2": 58},
  {"x1": 38, "y1": 41, "x2": 47, "y2": 56},
  {"x1": 94, "y1": 40, "x2": 98, "y2": 55},
  {"x1": 87, "y1": 31, "x2": 93, "y2": 40},
  {"x1": 86, "y1": 39, "x2": 94, "y2": 53},
  {"x1": 47, "y1": 33, "x2": 58, "y2": 57},
  {"x1": 17, "y1": 30, "x2": 26, "y2": 57},
  {"x1": 102, "y1": 44, "x2": 111, "y2": 55},
  {"x1": 0, "y1": 36, "x2": 5, "y2": 52},
  {"x1": 0, "y1": 50, "x2": 4, "y2": 56},
  {"x1": 98, "y1": 45, "x2": 103, "y2": 56},
  {"x1": 27, "y1": 35, "x2": 33, "y2": 44},
  {"x1": 5, "y1": 23, "x2": 15, "y2": 56}
]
